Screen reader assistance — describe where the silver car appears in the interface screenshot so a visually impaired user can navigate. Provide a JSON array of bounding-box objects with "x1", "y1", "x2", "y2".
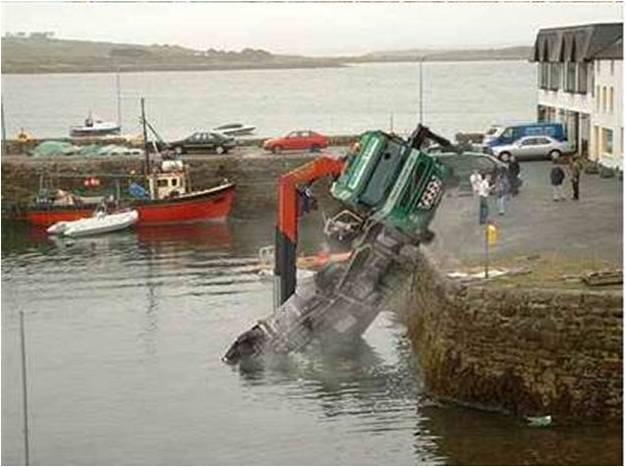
[{"x1": 489, "y1": 135, "x2": 574, "y2": 161}]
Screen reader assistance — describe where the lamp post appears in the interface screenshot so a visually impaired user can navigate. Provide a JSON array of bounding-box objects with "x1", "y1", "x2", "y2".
[{"x1": 420, "y1": 55, "x2": 424, "y2": 124}]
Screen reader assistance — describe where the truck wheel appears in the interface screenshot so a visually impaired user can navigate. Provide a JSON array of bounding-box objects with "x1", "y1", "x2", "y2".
[
  {"x1": 175, "y1": 146, "x2": 184, "y2": 155},
  {"x1": 216, "y1": 145, "x2": 225, "y2": 155},
  {"x1": 310, "y1": 144, "x2": 321, "y2": 153}
]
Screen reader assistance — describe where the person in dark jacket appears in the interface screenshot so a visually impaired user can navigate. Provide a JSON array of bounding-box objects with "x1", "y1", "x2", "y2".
[
  {"x1": 569, "y1": 156, "x2": 582, "y2": 200},
  {"x1": 508, "y1": 155, "x2": 521, "y2": 196},
  {"x1": 550, "y1": 159, "x2": 566, "y2": 201}
]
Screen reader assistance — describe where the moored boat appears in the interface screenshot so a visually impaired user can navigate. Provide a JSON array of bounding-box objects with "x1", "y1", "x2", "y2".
[
  {"x1": 25, "y1": 100, "x2": 236, "y2": 228},
  {"x1": 70, "y1": 114, "x2": 121, "y2": 138},
  {"x1": 133, "y1": 182, "x2": 235, "y2": 225},
  {"x1": 47, "y1": 209, "x2": 139, "y2": 237},
  {"x1": 212, "y1": 123, "x2": 256, "y2": 137}
]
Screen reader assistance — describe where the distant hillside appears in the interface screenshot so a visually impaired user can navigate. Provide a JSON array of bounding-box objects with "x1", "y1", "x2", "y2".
[
  {"x1": 1, "y1": 36, "x2": 532, "y2": 74},
  {"x1": 0, "y1": 36, "x2": 344, "y2": 73},
  {"x1": 348, "y1": 46, "x2": 532, "y2": 62}
]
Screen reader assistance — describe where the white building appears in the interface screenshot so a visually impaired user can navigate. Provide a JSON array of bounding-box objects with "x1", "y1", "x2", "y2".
[{"x1": 532, "y1": 23, "x2": 623, "y2": 169}]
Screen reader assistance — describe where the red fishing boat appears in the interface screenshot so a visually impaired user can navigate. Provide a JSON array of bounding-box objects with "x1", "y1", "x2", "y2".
[
  {"x1": 24, "y1": 166, "x2": 235, "y2": 228},
  {"x1": 25, "y1": 99, "x2": 235, "y2": 228}
]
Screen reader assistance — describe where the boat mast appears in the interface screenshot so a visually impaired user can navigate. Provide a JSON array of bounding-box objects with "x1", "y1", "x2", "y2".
[
  {"x1": 115, "y1": 69, "x2": 122, "y2": 129},
  {"x1": 141, "y1": 98, "x2": 150, "y2": 178}
]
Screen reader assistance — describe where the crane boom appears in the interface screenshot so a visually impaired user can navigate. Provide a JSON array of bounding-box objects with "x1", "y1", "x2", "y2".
[
  {"x1": 224, "y1": 124, "x2": 450, "y2": 365},
  {"x1": 275, "y1": 156, "x2": 345, "y2": 305}
]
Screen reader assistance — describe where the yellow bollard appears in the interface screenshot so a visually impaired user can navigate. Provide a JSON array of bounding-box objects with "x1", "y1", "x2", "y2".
[{"x1": 484, "y1": 223, "x2": 498, "y2": 278}]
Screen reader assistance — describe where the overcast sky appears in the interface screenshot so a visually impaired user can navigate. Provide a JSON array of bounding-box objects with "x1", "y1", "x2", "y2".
[{"x1": 1, "y1": 1, "x2": 623, "y2": 56}]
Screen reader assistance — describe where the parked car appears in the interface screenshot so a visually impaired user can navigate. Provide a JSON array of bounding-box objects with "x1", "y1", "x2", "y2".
[
  {"x1": 488, "y1": 135, "x2": 574, "y2": 161},
  {"x1": 169, "y1": 131, "x2": 237, "y2": 155},
  {"x1": 432, "y1": 151, "x2": 510, "y2": 190},
  {"x1": 263, "y1": 130, "x2": 329, "y2": 154},
  {"x1": 483, "y1": 122, "x2": 566, "y2": 148}
]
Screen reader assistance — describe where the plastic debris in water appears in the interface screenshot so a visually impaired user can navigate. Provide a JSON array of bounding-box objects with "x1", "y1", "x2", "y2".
[{"x1": 526, "y1": 415, "x2": 552, "y2": 427}]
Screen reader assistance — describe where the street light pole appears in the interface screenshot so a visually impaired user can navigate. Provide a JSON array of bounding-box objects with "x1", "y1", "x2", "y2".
[{"x1": 419, "y1": 56, "x2": 424, "y2": 124}]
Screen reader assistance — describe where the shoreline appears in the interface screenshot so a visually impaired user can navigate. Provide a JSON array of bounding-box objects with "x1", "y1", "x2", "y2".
[{"x1": 1, "y1": 57, "x2": 529, "y2": 75}]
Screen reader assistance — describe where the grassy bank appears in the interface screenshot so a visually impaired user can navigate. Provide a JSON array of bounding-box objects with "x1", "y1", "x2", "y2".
[{"x1": 2, "y1": 36, "x2": 532, "y2": 74}]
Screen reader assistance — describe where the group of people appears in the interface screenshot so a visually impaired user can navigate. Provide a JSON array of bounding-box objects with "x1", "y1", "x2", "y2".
[
  {"x1": 550, "y1": 156, "x2": 582, "y2": 202},
  {"x1": 470, "y1": 154, "x2": 584, "y2": 225},
  {"x1": 470, "y1": 155, "x2": 521, "y2": 225}
]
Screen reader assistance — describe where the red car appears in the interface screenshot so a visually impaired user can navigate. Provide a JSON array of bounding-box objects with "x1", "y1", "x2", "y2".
[{"x1": 263, "y1": 130, "x2": 329, "y2": 154}]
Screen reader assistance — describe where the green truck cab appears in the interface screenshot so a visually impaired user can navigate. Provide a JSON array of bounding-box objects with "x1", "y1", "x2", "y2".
[
  {"x1": 372, "y1": 148, "x2": 446, "y2": 238},
  {"x1": 331, "y1": 130, "x2": 447, "y2": 240},
  {"x1": 330, "y1": 131, "x2": 410, "y2": 211}
]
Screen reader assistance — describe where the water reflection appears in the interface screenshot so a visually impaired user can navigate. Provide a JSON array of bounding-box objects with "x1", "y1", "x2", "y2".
[
  {"x1": 2, "y1": 219, "x2": 622, "y2": 466},
  {"x1": 135, "y1": 222, "x2": 233, "y2": 250},
  {"x1": 417, "y1": 404, "x2": 623, "y2": 465}
]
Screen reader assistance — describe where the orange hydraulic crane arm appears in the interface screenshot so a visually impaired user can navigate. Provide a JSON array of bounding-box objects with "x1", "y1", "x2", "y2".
[{"x1": 275, "y1": 154, "x2": 345, "y2": 305}]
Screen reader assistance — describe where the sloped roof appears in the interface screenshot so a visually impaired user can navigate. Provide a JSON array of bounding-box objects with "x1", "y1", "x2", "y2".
[{"x1": 532, "y1": 23, "x2": 623, "y2": 62}]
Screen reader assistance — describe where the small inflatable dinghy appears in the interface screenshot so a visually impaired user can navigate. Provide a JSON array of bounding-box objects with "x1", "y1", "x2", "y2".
[{"x1": 47, "y1": 210, "x2": 138, "y2": 237}]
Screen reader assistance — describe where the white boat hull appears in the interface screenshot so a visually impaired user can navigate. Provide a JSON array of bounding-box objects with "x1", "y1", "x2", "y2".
[
  {"x1": 48, "y1": 211, "x2": 139, "y2": 238},
  {"x1": 212, "y1": 124, "x2": 256, "y2": 137}
]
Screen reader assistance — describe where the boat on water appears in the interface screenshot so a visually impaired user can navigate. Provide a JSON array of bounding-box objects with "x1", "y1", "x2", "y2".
[
  {"x1": 212, "y1": 123, "x2": 256, "y2": 137},
  {"x1": 26, "y1": 99, "x2": 236, "y2": 228},
  {"x1": 25, "y1": 171, "x2": 235, "y2": 228},
  {"x1": 47, "y1": 209, "x2": 139, "y2": 237},
  {"x1": 70, "y1": 114, "x2": 121, "y2": 138}
]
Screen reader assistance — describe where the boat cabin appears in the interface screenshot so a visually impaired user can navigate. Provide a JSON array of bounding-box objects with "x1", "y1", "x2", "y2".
[{"x1": 148, "y1": 171, "x2": 188, "y2": 200}]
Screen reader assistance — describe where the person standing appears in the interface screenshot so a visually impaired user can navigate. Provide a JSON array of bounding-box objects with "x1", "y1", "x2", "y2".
[
  {"x1": 550, "y1": 159, "x2": 566, "y2": 201},
  {"x1": 469, "y1": 169, "x2": 481, "y2": 195},
  {"x1": 477, "y1": 173, "x2": 491, "y2": 224},
  {"x1": 508, "y1": 155, "x2": 521, "y2": 196},
  {"x1": 494, "y1": 168, "x2": 511, "y2": 215},
  {"x1": 569, "y1": 156, "x2": 582, "y2": 200}
]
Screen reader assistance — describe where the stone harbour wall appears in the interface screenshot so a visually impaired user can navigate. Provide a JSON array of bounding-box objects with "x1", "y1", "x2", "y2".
[
  {"x1": 0, "y1": 154, "x2": 341, "y2": 219},
  {"x1": 399, "y1": 249, "x2": 623, "y2": 423}
]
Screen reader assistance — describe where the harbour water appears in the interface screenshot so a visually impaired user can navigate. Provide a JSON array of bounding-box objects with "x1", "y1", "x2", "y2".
[
  {"x1": 2, "y1": 61, "x2": 536, "y2": 140},
  {"x1": 1, "y1": 217, "x2": 622, "y2": 466}
]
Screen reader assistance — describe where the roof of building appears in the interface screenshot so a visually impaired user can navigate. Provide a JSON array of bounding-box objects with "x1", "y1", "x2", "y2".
[{"x1": 532, "y1": 22, "x2": 623, "y2": 62}]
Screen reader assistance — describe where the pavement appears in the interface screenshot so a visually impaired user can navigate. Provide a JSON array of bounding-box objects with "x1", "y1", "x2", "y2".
[{"x1": 427, "y1": 160, "x2": 623, "y2": 268}]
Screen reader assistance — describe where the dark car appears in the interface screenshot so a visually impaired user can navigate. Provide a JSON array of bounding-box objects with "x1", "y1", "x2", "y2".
[
  {"x1": 170, "y1": 131, "x2": 237, "y2": 155},
  {"x1": 432, "y1": 151, "x2": 510, "y2": 191}
]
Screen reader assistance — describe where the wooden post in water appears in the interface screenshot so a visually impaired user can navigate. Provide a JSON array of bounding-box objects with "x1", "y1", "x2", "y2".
[{"x1": 19, "y1": 310, "x2": 30, "y2": 466}]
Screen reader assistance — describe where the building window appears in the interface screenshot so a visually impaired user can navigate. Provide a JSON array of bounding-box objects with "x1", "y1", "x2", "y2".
[
  {"x1": 597, "y1": 60, "x2": 601, "y2": 74},
  {"x1": 596, "y1": 86, "x2": 601, "y2": 110},
  {"x1": 603, "y1": 128, "x2": 613, "y2": 155},
  {"x1": 577, "y1": 63, "x2": 588, "y2": 93},
  {"x1": 610, "y1": 60, "x2": 614, "y2": 75},
  {"x1": 539, "y1": 63, "x2": 549, "y2": 89},
  {"x1": 549, "y1": 63, "x2": 561, "y2": 90},
  {"x1": 565, "y1": 62, "x2": 576, "y2": 92},
  {"x1": 602, "y1": 87, "x2": 607, "y2": 112},
  {"x1": 590, "y1": 63, "x2": 595, "y2": 95},
  {"x1": 609, "y1": 87, "x2": 614, "y2": 113}
]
